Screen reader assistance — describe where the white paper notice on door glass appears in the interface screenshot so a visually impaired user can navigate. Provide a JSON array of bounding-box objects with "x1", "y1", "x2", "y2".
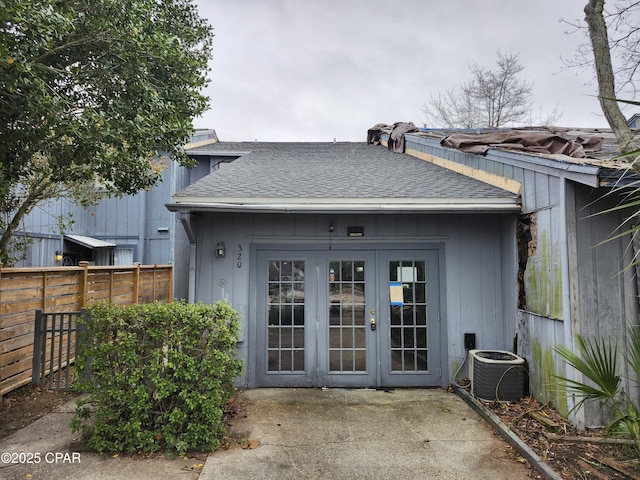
[{"x1": 389, "y1": 282, "x2": 403, "y2": 305}]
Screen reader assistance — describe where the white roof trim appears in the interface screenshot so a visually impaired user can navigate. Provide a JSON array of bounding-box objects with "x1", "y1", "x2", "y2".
[
  {"x1": 167, "y1": 197, "x2": 520, "y2": 214},
  {"x1": 185, "y1": 150, "x2": 250, "y2": 156},
  {"x1": 64, "y1": 234, "x2": 116, "y2": 249}
]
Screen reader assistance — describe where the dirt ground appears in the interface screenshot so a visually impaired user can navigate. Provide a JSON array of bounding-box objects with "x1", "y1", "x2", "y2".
[
  {"x1": 0, "y1": 384, "x2": 78, "y2": 440},
  {"x1": 486, "y1": 395, "x2": 640, "y2": 480},
  {"x1": 2, "y1": 385, "x2": 639, "y2": 479}
]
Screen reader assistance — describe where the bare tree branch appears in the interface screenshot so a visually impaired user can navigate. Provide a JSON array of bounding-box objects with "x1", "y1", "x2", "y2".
[
  {"x1": 423, "y1": 51, "x2": 533, "y2": 129},
  {"x1": 584, "y1": 0, "x2": 639, "y2": 166},
  {"x1": 562, "y1": 1, "x2": 640, "y2": 96}
]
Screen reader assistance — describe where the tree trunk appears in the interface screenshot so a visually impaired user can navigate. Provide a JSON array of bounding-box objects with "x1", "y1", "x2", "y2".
[
  {"x1": 0, "y1": 202, "x2": 32, "y2": 266},
  {"x1": 0, "y1": 175, "x2": 52, "y2": 265},
  {"x1": 584, "y1": 0, "x2": 640, "y2": 171}
]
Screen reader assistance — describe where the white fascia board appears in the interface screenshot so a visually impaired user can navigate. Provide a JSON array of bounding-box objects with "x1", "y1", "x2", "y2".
[
  {"x1": 185, "y1": 150, "x2": 251, "y2": 156},
  {"x1": 166, "y1": 197, "x2": 521, "y2": 214}
]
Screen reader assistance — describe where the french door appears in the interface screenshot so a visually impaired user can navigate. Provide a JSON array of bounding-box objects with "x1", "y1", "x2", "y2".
[{"x1": 255, "y1": 249, "x2": 441, "y2": 387}]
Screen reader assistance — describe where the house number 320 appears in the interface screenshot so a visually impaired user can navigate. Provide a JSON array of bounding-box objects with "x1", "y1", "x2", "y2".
[{"x1": 236, "y1": 244, "x2": 243, "y2": 268}]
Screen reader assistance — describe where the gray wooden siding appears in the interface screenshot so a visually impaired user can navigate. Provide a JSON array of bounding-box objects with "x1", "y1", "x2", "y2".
[
  {"x1": 516, "y1": 310, "x2": 567, "y2": 412},
  {"x1": 571, "y1": 184, "x2": 639, "y2": 425},
  {"x1": 404, "y1": 134, "x2": 640, "y2": 425},
  {"x1": 72, "y1": 194, "x2": 143, "y2": 238},
  {"x1": 190, "y1": 211, "x2": 517, "y2": 387},
  {"x1": 405, "y1": 135, "x2": 597, "y2": 214},
  {"x1": 574, "y1": 186, "x2": 635, "y2": 339},
  {"x1": 406, "y1": 134, "x2": 567, "y2": 320},
  {"x1": 14, "y1": 156, "x2": 189, "y2": 272}
]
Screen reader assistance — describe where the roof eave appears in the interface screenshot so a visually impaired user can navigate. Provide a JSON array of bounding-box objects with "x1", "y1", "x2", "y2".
[
  {"x1": 166, "y1": 199, "x2": 521, "y2": 214},
  {"x1": 185, "y1": 150, "x2": 251, "y2": 156},
  {"x1": 64, "y1": 234, "x2": 116, "y2": 249}
]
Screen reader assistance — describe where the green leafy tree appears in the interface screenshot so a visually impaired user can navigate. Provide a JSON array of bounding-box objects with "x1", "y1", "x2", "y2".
[{"x1": 0, "y1": 0, "x2": 213, "y2": 265}]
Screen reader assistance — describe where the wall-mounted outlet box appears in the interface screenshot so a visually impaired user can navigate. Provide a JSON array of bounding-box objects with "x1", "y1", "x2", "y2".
[{"x1": 464, "y1": 332, "x2": 476, "y2": 350}]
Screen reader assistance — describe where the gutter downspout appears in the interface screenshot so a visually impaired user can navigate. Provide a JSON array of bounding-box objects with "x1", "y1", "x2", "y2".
[
  {"x1": 180, "y1": 212, "x2": 196, "y2": 303},
  {"x1": 139, "y1": 191, "x2": 147, "y2": 263}
]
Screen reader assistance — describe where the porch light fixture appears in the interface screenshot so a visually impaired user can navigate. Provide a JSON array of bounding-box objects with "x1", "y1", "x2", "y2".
[
  {"x1": 215, "y1": 242, "x2": 226, "y2": 258},
  {"x1": 55, "y1": 251, "x2": 63, "y2": 262},
  {"x1": 347, "y1": 226, "x2": 364, "y2": 237}
]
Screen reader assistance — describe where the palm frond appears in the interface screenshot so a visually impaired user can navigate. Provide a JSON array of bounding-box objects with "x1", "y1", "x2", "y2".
[
  {"x1": 589, "y1": 197, "x2": 640, "y2": 217},
  {"x1": 605, "y1": 98, "x2": 640, "y2": 108},
  {"x1": 626, "y1": 325, "x2": 640, "y2": 381},
  {"x1": 595, "y1": 225, "x2": 640, "y2": 245},
  {"x1": 553, "y1": 335, "x2": 621, "y2": 409},
  {"x1": 607, "y1": 398, "x2": 640, "y2": 450}
]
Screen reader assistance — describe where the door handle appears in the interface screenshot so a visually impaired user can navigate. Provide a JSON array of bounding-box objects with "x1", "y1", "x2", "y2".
[{"x1": 370, "y1": 317, "x2": 376, "y2": 331}]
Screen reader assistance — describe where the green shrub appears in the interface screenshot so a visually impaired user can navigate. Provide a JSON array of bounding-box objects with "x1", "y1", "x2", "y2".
[{"x1": 72, "y1": 300, "x2": 243, "y2": 455}]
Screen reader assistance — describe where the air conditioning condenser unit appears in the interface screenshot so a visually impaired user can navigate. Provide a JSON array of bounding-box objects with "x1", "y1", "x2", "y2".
[{"x1": 468, "y1": 349, "x2": 526, "y2": 402}]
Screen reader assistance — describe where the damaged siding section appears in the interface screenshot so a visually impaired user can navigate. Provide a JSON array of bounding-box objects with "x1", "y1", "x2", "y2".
[
  {"x1": 518, "y1": 211, "x2": 564, "y2": 319},
  {"x1": 516, "y1": 207, "x2": 568, "y2": 412},
  {"x1": 515, "y1": 176, "x2": 566, "y2": 412},
  {"x1": 523, "y1": 210, "x2": 563, "y2": 319},
  {"x1": 517, "y1": 214, "x2": 534, "y2": 310}
]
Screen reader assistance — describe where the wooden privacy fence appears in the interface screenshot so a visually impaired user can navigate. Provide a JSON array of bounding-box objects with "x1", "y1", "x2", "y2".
[{"x1": 0, "y1": 263, "x2": 173, "y2": 398}]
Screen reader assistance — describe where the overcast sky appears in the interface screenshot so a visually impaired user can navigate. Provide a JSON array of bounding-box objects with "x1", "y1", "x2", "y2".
[{"x1": 192, "y1": 0, "x2": 614, "y2": 142}]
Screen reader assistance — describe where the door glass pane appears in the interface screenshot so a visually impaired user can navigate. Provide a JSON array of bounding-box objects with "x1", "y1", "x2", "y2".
[
  {"x1": 353, "y1": 304, "x2": 365, "y2": 326},
  {"x1": 391, "y1": 305, "x2": 402, "y2": 325},
  {"x1": 354, "y1": 327, "x2": 366, "y2": 348},
  {"x1": 281, "y1": 329, "x2": 292, "y2": 348},
  {"x1": 354, "y1": 350, "x2": 366, "y2": 371},
  {"x1": 341, "y1": 261, "x2": 353, "y2": 281},
  {"x1": 267, "y1": 260, "x2": 305, "y2": 372},
  {"x1": 388, "y1": 260, "x2": 428, "y2": 372},
  {"x1": 328, "y1": 260, "x2": 366, "y2": 372}
]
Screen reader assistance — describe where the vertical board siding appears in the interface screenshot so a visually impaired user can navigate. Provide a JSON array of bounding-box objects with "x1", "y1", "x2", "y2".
[
  {"x1": 534, "y1": 171, "x2": 552, "y2": 210},
  {"x1": 408, "y1": 134, "x2": 565, "y2": 320},
  {"x1": 0, "y1": 264, "x2": 172, "y2": 397},
  {"x1": 574, "y1": 184, "x2": 638, "y2": 427},
  {"x1": 12, "y1": 158, "x2": 187, "y2": 269},
  {"x1": 575, "y1": 186, "x2": 635, "y2": 338},
  {"x1": 560, "y1": 184, "x2": 636, "y2": 425},
  {"x1": 194, "y1": 211, "x2": 517, "y2": 387},
  {"x1": 548, "y1": 176, "x2": 562, "y2": 207},
  {"x1": 522, "y1": 170, "x2": 538, "y2": 212},
  {"x1": 406, "y1": 134, "x2": 639, "y2": 426},
  {"x1": 516, "y1": 310, "x2": 567, "y2": 413}
]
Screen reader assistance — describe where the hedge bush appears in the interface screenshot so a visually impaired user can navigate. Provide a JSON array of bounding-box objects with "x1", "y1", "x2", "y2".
[{"x1": 72, "y1": 300, "x2": 243, "y2": 455}]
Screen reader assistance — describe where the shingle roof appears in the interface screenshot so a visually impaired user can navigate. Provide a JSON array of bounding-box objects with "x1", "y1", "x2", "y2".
[{"x1": 169, "y1": 142, "x2": 520, "y2": 213}]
